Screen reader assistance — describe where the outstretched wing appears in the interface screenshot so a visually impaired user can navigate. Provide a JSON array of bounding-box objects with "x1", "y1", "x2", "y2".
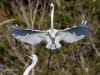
[
  {"x1": 10, "y1": 25, "x2": 48, "y2": 44},
  {"x1": 56, "y1": 20, "x2": 92, "y2": 43}
]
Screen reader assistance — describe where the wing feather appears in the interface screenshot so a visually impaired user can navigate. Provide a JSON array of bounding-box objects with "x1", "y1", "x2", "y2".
[
  {"x1": 10, "y1": 26, "x2": 48, "y2": 44},
  {"x1": 56, "y1": 21, "x2": 91, "y2": 43}
]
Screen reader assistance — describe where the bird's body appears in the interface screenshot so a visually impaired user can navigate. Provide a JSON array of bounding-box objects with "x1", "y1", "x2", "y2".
[
  {"x1": 11, "y1": 3, "x2": 91, "y2": 50},
  {"x1": 23, "y1": 54, "x2": 38, "y2": 75},
  {"x1": 48, "y1": 29, "x2": 57, "y2": 39}
]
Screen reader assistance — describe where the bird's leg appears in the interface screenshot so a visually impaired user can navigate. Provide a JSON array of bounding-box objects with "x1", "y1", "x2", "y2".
[
  {"x1": 48, "y1": 49, "x2": 52, "y2": 68},
  {"x1": 54, "y1": 49, "x2": 62, "y2": 69}
]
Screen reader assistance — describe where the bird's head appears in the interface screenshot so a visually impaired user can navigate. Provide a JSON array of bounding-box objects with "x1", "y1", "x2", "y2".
[
  {"x1": 50, "y1": 3, "x2": 54, "y2": 7},
  {"x1": 25, "y1": 53, "x2": 38, "y2": 62},
  {"x1": 50, "y1": 3, "x2": 54, "y2": 13}
]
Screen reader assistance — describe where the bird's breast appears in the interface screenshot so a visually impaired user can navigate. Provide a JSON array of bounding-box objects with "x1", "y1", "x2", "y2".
[{"x1": 48, "y1": 29, "x2": 58, "y2": 39}]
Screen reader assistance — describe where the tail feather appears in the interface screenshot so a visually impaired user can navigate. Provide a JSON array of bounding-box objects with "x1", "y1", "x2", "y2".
[
  {"x1": 46, "y1": 43, "x2": 61, "y2": 50},
  {"x1": 51, "y1": 44, "x2": 56, "y2": 50}
]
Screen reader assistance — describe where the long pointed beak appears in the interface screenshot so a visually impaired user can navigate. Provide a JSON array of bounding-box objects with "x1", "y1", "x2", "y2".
[{"x1": 25, "y1": 52, "x2": 32, "y2": 59}]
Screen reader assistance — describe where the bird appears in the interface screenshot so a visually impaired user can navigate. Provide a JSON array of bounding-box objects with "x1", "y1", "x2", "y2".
[
  {"x1": 23, "y1": 54, "x2": 38, "y2": 75},
  {"x1": 10, "y1": 3, "x2": 91, "y2": 50}
]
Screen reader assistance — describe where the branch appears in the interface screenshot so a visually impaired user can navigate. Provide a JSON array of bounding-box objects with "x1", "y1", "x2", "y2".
[
  {"x1": 32, "y1": 0, "x2": 40, "y2": 29},
  {"x1": 56, "y1": 0, "x2": 61, "y2": 7},
  {"x1": 79, "y1": 46, "x2": 89, "y2": 74},
  {"x1": 28, "y1": 0, "x2": 33, "y2": 26},
  {"x1": 38, "y1": 0, "x2": 46, "y2": 30},
  {"x1": 89, "y1": 34, "x2": 100, "y2": 57},
  {"x1": 0, "y1": 19, "x2": 15, "y2": 26},
  {"x1": 16, "y1": 0, "x2": 31, "y2": 28}
]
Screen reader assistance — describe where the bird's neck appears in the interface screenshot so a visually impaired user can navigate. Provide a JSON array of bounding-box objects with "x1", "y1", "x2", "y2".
[
  {"x1": 51, "y1": 6, "x2": 54, "y2": 31},
  {"x1": 23, "y1": 61, "x2": 37, "y2": 75}
]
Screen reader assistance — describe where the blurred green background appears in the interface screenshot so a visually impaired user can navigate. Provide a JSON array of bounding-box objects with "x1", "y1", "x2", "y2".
[{"x1": 0, "y1": 0, "x2": 100, "y2": 75}]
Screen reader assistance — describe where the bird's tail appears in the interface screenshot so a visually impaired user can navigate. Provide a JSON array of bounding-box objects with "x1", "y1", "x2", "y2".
[
  {"x1": 51, "y1": 44, "x2": 56, "y2": 50},
  {"x1": 46, "y1": 43, "x2": 61, "y2": 50}
]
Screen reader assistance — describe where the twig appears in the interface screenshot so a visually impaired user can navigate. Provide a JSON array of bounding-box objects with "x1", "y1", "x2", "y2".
[
  {"x1": 89, "y1": 34, "x2": 100, "y2": 57},
  {"x1": 97, "y1": 62, "x2": 100, "y2": 65},
  {"x1": 52, "y1": 64, "x2": 61, "y2": 75},
  {"x1": 0, "y1": 19, "x2": 15, "y2": 26},
  {"x1": 79, "y1": 46, "x2": 89, "y2": 75},
  {"x1": 79, "y1": 52, "x2": 86, "y2": 70},
  {"x1": 56, "y1": 0, "x2": 61, "y2": 7},
  {"x1": 38, "y1": 0, "x2": 46, "y2": 30},
  {"x1": 28, "y1": 0, "x2": 33, "y2": 26},
  {"x1": 16, "y1": 0, "x2": 31, "y2": 28},
  {"x1": 1, "y1": 69, "x2": 19, "y2": 72},
  {"x1": 32, "y1": 0, "x2": 40, "y2": 29}
]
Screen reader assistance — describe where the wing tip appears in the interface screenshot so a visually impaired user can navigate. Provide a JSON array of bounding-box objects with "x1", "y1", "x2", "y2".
[{"x1": 81, "y1": 20, "x2": 87, "y2": 25}]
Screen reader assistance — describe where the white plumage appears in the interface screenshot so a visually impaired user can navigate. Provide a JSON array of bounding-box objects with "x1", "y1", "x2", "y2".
[
  {"x1": 11, "y1": 3, "x2": 91, "y2": 50},
  {"x1": 23, "y1": 54, "x2": 38, "y2": 75}
]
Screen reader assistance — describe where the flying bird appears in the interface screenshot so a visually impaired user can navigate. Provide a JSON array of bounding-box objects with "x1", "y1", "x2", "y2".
[
  {"x1": 23, "y1": 54, "x2": 38, "y2": 75},
  {"x1": 10, "y1": 3, "x2": 91, "y2": 50}
]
